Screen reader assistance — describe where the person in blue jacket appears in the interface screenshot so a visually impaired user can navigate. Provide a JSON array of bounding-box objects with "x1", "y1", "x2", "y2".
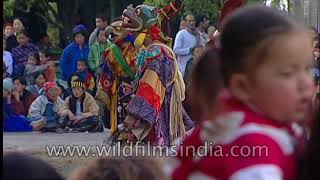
[{"x1": 60, "y1": 24, "x2": 90, "y2": 81}]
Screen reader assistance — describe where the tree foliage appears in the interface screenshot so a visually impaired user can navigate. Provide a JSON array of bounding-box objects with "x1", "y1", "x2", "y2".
[
  {"x1": 144, "y1": 0, "x2": 172, "y2": 8},
  {"x1": 182, "y1": 0, "x2": 220, "y2": 21}
]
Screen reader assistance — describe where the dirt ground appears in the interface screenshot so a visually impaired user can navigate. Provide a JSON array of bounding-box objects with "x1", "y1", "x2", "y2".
[{"x1": 3, "y1": 131, "x2": 110, "y2": 178}]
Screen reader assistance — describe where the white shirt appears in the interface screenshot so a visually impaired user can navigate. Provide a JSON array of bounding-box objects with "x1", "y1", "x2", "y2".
[
  {"x1": 173, "y1": 29, "x2": 198, "y2": 76},
  {"x1": 200, "y1": 31, "x2": 208, "y2": 47},
  {"x1": 3, "y1": 50, "x2": 13, "y2": 75},
  {"x1": 76, "y1": 100, "x2": 82, "y2": 116}
]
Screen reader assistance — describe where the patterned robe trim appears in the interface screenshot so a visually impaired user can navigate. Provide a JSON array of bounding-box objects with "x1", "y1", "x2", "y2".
[
  {"x1": 136, "y1": 82, "x2": 161, "y2": 116},
  {"x1": 150, "y1": 42, "x2": 186, "y2": 145},
  {"x1": 140, "y1": 69, "x2": 166, "y2": 104},
  {"x1": 126, "y1": 96, "x2": 158, "y2": 124},
  {"x1": 109, "y1": 44, "x2": 135, "y2": 79},
  {"x1": 136, "y1": 45, "x2": 174, "y2": 77}
]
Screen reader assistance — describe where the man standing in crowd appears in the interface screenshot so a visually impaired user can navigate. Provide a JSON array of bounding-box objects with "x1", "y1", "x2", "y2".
[
  {"x1": 195, "y1": 15, "x2": 210, "y2": 46},
  {"x1": 89, "y1": 13, "x2": 108, "y2": 48},
  {"x1": 173, "y1": 14, "x2": 202, "y2": 76}
]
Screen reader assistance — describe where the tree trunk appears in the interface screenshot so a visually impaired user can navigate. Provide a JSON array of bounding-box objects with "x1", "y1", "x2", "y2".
[{"x1": 56, "y1": 0, "x2": 80, "y2": 47}]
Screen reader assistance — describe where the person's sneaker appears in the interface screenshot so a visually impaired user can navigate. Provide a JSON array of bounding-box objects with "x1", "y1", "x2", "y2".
[
  {"x1": 60, "y1": 127, "x2": 71, "y2": 133},
  {"x1": 70, "y1": 128, "x2": 81, "y2": 133}
]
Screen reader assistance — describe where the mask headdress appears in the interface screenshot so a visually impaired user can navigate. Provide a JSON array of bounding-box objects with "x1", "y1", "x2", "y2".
[
  {"x1": 157, "y1": 0, "x2": 183, "y2": 46},
  {"x1": 121, "y1": 1, "x2": 183, "y2": 47}
]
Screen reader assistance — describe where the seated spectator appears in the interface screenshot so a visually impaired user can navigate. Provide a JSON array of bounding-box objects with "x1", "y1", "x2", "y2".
[
  {"x1": 11, "y1": 76, "x2": 37, "y2": 116},
  {"x1": 88, "y1": 28, "x2": 111, "y2": 74},
  {"x1": 39, "y1": 48, "x2": 51, "y2": 64},
  {"x1": 3, "y1": 38, "x2": 14, "y2": 76},
  {"x1": 60, "y1": 24, "x2": 89, "y2": 81},
  {"x1": 12, "y1": 30, "x2": 39, "y2": 65},
  {"x1": 66, "y1": 72, "x2": 83, "y2": 97},
  {"x1": 76, "y1": 59, "x2": 95, "y2": 95},
  {"x1": 56, "y1": 81, "x2": 70, "y2": 100},
  {"x1": 4, "y1": 152, "x2": 65, "y2": 180},
  {"x1": 24, "y1": 52, "x2": 51, "y2": 85},
  {"x1": 4, "y1": 22, "x2": 18, "y2": 52},
  {"x1": 26, "y1": 72, "x2": 46, "y2": 96},
  {"x1": 3, "y1": 78, "x2": 45, "y2": 132},
  {"x1": 28, "y1": 82, "x2": 64, "y2": 132},
  {"x1": 39, "y1": 49, "x2": 59, "y2": 81},
  {"x1": 68, "y1": 156, "x2": 165, "y2": 180},
  {"x1": 58, "y1": 79, "x2": 102, "y2": 132}
]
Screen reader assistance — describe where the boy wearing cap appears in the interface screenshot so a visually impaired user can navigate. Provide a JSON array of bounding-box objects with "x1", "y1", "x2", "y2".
[
  {"x1": 59, "y1": 79, "x2": 102, "y2": 132},
  {"x1": 28, "y1": 81, "x2": 64, "y2": 132},
  {"x1": 60, "y1": 24, "x2": 90, "y2": 81},
  {"x1": 76, "y1": 59, "x2": 95, "y2": 95}
]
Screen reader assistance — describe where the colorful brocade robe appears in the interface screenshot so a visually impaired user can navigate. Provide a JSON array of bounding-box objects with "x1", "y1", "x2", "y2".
[
  {"x1": 102, "y1": 41, "x2": 137, "y2": 133},
  {"x1": 126, "y1": 43, "x2": 194, "y2": 146}
]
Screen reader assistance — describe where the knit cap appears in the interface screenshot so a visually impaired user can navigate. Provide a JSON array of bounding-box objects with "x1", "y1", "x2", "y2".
[
  {"x1": 44, "y1": 81, "x2": 59, "y2": 92},
  {"x1": 3, "y1": 78, "x2": 13, "y2": 92},
  {"x1": 71, "y1": 79, "x2": 86, "y2": 89},
  {"x1": 72, "y1": 24, "x2": 88, "y2": 37}
]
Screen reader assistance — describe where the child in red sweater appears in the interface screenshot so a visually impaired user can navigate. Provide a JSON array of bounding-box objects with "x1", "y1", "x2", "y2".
[
  {"x1": 76, "y1": 59, "x2": 95, "y2": 95},
  {"x1": 169, "y1": 6, "x2": 314, "y2": 180}
]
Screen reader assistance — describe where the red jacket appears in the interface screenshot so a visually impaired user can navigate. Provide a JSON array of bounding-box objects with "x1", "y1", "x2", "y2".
[
  {"x1": 11, "y1": 90, "x2": 37, "y2": 116},
  {"x1": 170, "y1": 92, "x2": 305, "y2": 180}
]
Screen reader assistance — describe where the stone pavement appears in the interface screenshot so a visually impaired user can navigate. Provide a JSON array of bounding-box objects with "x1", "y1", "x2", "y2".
[
  {"x1": 3, "y1": 131, "x2": 111, "y2": 177},
  {"x1": 3, "y1": 131, "x2": 110, "y2": 151}
]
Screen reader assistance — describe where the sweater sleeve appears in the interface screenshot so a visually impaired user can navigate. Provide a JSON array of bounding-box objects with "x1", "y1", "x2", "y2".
[
  {"x1": 28, "y1": 97, "x2": 43, "y2": 120},
  {"x1": 12, "y1": 99, "x2": 27, "y2": 115},
  {"x1": 173, "y1": 31, "x2": 191, "y2": 56},
  {"x1": 25, "y1": 64, "x2": 50, "y2": 76},
  {"x1": 58, "y1": 97, "x2": 71, "y2": 116},
  {"x1": 87, "y1": 95, "x2": 99, "y2": 116},
  {"x1": 88, "y1": 45, "x2": 97, "y2": 72},
  {"x1": 60, "y1": 46, "x2": 72, "y2": 80}
]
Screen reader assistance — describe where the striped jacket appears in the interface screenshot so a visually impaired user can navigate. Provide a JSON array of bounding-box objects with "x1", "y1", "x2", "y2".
[{"x1": 168, "y1": 92, "x2": 304, "y2": 180}]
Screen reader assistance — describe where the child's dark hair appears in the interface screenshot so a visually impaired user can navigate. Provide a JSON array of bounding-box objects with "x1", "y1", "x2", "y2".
[
  {"x1": 77, "y1": 59, "x2": 88, "y2": 66},
  {"x1": 195, "y1": 15, "x2": 209, "y2": 27},
  {"x1": 4, "y1": 152, "x2": 65, "y2": 180},
  {"x1": 68, "y1": 72, "x2": 82, "y2": 88},
  {"x1": 69, "y1": 79, "x2": 86, "y2": 114},
  {"x1": 220, "y1": 6, "x2": 303, "y2": 85},
  {"x1": 96, "y1": 28, "x2": 106, "y2": 39},
  {"x1": 68, "y1": 156, "x2": 165, "y2": 180},
  {"x1": 33, "y1": 72, "x2": 47, "y2": 80},
  {"x1": 13, "y1": 76, "x2": 27, "y2": 86},
  {"x1": 28, "y1": 52, "x2": 40, "y2": 64},
  {"x1": 39, "y1": 48, "x2": 51, "y2": 57},
  {"x1": 96, "y1": 13, "x2": 107, "y2": 22},
  {"x1": 189, "y1": 48, "x2": 222, "y2": 117},
  {"x1": 17, "y1": 29, "x2": 29, "y2": 38}
]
